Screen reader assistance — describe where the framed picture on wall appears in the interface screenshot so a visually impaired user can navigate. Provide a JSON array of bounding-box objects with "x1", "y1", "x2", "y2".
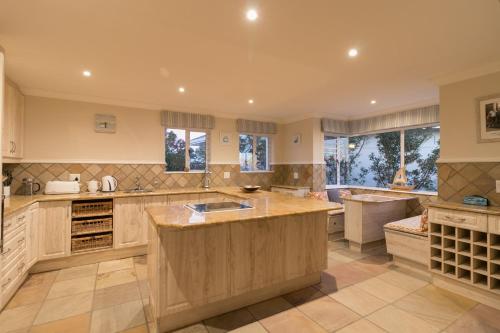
[
  {"x1": 477, "y1": 93, "x2": 500, "y2": 142},
  {"x1": 220, "y1": 132, "x2": 232, "y2": 145},
  {"x1": 292, "y1": 134, "x2": 301, "y2": 145}
]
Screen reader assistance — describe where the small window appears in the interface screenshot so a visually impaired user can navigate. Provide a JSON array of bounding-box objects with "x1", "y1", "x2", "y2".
[
  {"x1": 165, "y1": 129, "x2": 207, "y2": 172},
  {"x1": 239, "y1": 134, "x2": 270, "y2": 171}
]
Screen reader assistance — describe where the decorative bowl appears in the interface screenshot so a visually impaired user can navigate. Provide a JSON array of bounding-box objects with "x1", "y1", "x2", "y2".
[{"x1": 241, "y1": 185, "x2": 261, "y2": 193}]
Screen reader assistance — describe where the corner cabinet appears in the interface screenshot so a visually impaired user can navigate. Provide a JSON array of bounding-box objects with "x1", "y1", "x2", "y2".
[
  {"x1": 38, "y1": 201, "x2": 71, "y2": 260},
  {"x1": 2, "y1": 79, "x2": 24, "y2": 159}
]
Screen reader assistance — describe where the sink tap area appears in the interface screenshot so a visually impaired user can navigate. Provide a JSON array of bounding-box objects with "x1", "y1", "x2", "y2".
[
  {"x1": 125, "y1": 177, "x2": 154, "y2": 193},
  {"x1": 185, "y1": 201, "x2": 253, "y2": 213}
]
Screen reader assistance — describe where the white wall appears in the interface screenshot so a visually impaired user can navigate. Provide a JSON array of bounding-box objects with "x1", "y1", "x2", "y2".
[
  {"x1": 22, "y1": 95, "x2": 277, "y2": 164},
  {"x1": 440, "y1": 71, "x2": 500, "y2": 162},
  {"x1": 275, "y1": 118, "x2": 323, "y2": 164}
]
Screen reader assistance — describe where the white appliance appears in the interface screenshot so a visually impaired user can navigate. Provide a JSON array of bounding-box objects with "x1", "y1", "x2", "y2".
[
  {"x1": 45, "y1": 181, "x2": 80, "y2": 194},
  {"x1": 101, "y1": 176, "x2": 118, "y2": 192}
]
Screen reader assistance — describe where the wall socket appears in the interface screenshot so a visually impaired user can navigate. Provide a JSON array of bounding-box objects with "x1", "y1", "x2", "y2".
[
  {"x1": 496, "y1": 180, "x2": 500, "y2": 193},
  {"x1": 293, "y1": 172, "x2": 299, "y2": 180},
  {"x1": 223, "y1": 172, "x2": 230, "y2": 179},
  {"x1": 69, "y1": 174, "x2": 81, "y2": 182}
]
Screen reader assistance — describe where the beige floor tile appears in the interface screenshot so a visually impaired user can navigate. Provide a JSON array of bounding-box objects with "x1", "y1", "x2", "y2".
[
  {"x1": 22, "y1": 271, "x2": 58, "y2": 289},
  {"x1": 336, "y1": 319, "x2": 386, "y2": 333},
  {"x1": 328, "y1": 239, "x2": 349, "y2": 251},
  {"x1": 376, "y1": 270, "x2": 428, "y2": 292},
  {"x1": 327, "y1": 252, "x2": 356, "y2": 266},
  {"x1": 329, "y1": 285, "x2": 387, "y2": 316},
  {"x1": 394, "y1": 285, "x2": 477, "y2": 329},
  {"x1": 56, "y1": 263, "x2": 98, "y2": 282},
  {"x1": 34, "y1": 291, "x2": 93, "y2": 325},
  {"x1": 445, "y1": 304, "x2": 500, "y2": 333},
  {"x1": 204, "y1": 308, "x2": 255, "y2": 333},
  {"x1": 314, "y1": 262, "x2": 374, "y2": 294},
  {"x1": 47, "y1": 275, "x2": 96, "y2": 299},
  {"x1": 282, "y1": 286, "x2": 324, "y2": 306},
  {"x1": 6, "y1": 283, "x2": 51, "y2": 309},
  {"x1": 120, "y1": 324, "x2": 149, "y2": 333},
  {"x1": 172, "y1": 322, "x2": 208, "y2": 332},
  {"x1": 260, "y1": 308, "x2": 327, "y2": 333},
  {"x1": 356, "y1": 277, "x2": 410, "y2": 302},
  {"x1": 230, "y1": 322, "x2": 267, "y2": 333},
  {"x1": 352, "y1": 255, "x2": 392, "y2": 275},
  {"x1": 30, "y1": 313, "x2": 91, "y2": 333},
  {"x1": 92, "y1": 281, "x2": 141, "y2": 310},
  {"x1": 297, "y1": 296, "x2": 359, "y2": 331},
  {"x1": 97, "y1": 258, "x2": 134, "y2": 274},
  {"x1": 95, "y1": 268, "x2": 137, "y2": 290},
  {"x1": 367, "y1": 305, "x2": 440, "y2": 333},
  {"x1": 90, "y1": 300, "x2": 145, "y2": 333},
  {"x1": 247, "y1": 297, "x2": 293, "y2": 320},
  {"x1": 0, "y1": 303, "x2": 41, "y2": 332}
]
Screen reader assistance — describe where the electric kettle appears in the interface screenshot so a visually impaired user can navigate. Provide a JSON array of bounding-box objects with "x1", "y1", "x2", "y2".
[{"x1": 101, "y1": 176, "x2": 118, "y2": 192}]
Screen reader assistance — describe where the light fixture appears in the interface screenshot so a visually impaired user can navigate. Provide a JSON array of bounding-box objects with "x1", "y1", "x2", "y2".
[
  {"x1": 370, "y1": 100, "x2": 377, "y2": 104},
  {"x1": 248, "y1": 99, "x2": 254, "y2": 104},
  {"x1": 82, "y1": 70, "x2": 92, "y2": 77},
  {"x1": 178, "y1": 86, "x2": 185, "y2": 93},
  {"x1": 348, "y1": 143, "x2": 356, "y2": 149},
  {"x1": 348, "y1": 48, "x2": 358, "y2": 58},
  {"x1": 246, "y1": 8, "x2": 258, "y2": 21}
]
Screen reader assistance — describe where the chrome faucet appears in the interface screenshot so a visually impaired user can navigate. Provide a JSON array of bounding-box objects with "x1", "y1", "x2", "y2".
[
  {"x1": 202, "y1": 168, "x2": 211, "y2": 188},
  {"x1": 134, "y1": 177, "x2": 143, "y2": 191}
]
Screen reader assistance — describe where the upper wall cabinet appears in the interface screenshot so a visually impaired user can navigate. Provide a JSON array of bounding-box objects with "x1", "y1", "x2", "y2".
[{"x1": 2, "y1": 79, "x2": 24, "y2": 159}]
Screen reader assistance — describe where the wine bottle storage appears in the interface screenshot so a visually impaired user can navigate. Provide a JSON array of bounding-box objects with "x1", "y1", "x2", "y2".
[{"x1": 429, "y1": 218, "x2": 500, "y2": 294}]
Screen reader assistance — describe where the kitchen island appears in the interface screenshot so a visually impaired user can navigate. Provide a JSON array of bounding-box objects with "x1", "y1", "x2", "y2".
[{"x1": 146, "y1": 189, "x2": 340, "y2": 332}]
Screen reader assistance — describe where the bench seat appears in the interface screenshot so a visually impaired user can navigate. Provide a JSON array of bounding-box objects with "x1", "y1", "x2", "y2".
[{"x1": 384, "y1": 216, "x2": 429, "y2": 271}]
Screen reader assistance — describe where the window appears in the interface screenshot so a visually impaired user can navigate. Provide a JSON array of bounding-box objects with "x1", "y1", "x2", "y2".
[
  {"x1": 324, "y1": 126, "x2": 440, "y2": 192},
  {"x1": 165, "y1": 129, "x2": 207, "y2": 172},
  {"x1": 239, "y1": 134, "x2": 270, "y2": 171}
]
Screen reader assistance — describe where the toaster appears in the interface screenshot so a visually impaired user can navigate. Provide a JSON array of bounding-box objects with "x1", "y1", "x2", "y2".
[{"x1": 44, "y1": 181, "x2": 81, "y2": 194}]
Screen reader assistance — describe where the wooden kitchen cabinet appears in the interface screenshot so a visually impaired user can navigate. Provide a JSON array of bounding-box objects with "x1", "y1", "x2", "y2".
[
  {"x1": 26, "y1": 204, "x2": 39, "y2": 268},
  {"x1": 38, "y1": 201, "x2": 71, "y2": 260},
  {"x1": 142, "y1": 196, "x2": 168, "y2": 244},
  {"x1": 2, "y1": 79, "x2": 24, "y2": 159},
  {"x1": 114, "y1": 197, "x2": 145, "y2": 248}
]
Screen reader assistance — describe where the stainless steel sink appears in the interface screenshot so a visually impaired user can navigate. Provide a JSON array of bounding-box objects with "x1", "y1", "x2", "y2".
[
  {"x1": 124, "y1": 188, "x2": 154, "y2": 193},
  {"x1": 185, "y1": 201, "x2": 253, "y2": 213}
]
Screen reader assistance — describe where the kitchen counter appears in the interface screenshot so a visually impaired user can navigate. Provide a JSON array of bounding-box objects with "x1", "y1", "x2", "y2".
[
  {"x1": 343, "y1": 193, "x2": 416, "y2": 203},
  {"x1": 146, "y1": 189, "x2": 340, "y2": 229},
  {"x1": 428, "y1": 201, "x2": 500, "y2": 216},
  {"x1": 270, "y1": 184, "x2": 311, "y2": 190}
]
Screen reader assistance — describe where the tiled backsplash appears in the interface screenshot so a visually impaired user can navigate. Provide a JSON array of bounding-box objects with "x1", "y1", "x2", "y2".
[
  {"x1": 438, "y1": 162, "x2": 500, "y2": 206},
  {"x1": 5, "y1": 163, "x2": 275, "y2": 193},
  {"x1": 4, "y1": 162, "x2": 325, "y2": 194}
]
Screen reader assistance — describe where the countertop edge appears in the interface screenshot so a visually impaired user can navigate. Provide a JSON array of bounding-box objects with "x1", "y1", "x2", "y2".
[{"x1": 428, "y1": 202, "x2": 500, "y2": 216}]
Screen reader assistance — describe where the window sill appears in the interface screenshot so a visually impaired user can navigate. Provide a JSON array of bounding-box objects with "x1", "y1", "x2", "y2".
[
  {"x1": 240, "y1": 170, "x2": 274, "y2": 174},
  {"x1": 325, "y1": 184, "x2": 438, "y2": 196}
]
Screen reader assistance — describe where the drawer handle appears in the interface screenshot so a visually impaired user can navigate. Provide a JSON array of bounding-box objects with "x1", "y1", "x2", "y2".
[
  {"x1": 2, "y1": 278, "x2": 12, "y2": 289},
  {"x1": 2, "y1": 248, "x2": 11, "y2": 256},
  {"x1": 4, "y1": 223, "x2": 12, "y2": 228},
  {"x1": 443, "y1": 215, "x2": 466, "y2": 223},
  {"x1": 18, "y1": 263, "x2": 26, "y2": 272},
  {"x1": 18, "y1": 238, "x2": 25, "y2": 244},
  {"x1": 17, "y1": 215, "x2": 25, "y2": 222}
]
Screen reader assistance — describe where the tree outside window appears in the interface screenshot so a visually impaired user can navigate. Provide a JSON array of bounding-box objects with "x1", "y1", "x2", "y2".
[
  {"x1": 239, "y1": 134, "x2": 269, "y2": 171},
  {"x1": 165, "y1": 129, "x2": 207, "y2": 172}
]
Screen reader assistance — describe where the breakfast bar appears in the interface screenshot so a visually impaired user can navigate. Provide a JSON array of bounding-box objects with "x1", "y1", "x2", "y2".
[{"x1": 146, "y1": 190, "x2": 340, "y2": 332}]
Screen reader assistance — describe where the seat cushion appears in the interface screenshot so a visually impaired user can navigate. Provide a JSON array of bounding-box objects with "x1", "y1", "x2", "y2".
[{"x1": 384, "y1": 216, "x2": 427, "y2": 237}]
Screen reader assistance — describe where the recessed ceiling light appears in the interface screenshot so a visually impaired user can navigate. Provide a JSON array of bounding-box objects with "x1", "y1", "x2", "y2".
[
  {"x1": 246, "y1": 8, "x2": 258, "y2": 21},
  {"x1": 82, "y1": 70, "x2": 92, "y2": 77},
  {"x1": 178, "y1": 86, "x2": 185, "y2": 93},
  {"x1": 348, "y1": 48, "x2": 358, "y2": 58},
  {"x1": 248, "y1": 99, "x2": 254, "y2": 104},
  {"x1": 370, "y1": 100, "x2": 377, "y2": 104}
]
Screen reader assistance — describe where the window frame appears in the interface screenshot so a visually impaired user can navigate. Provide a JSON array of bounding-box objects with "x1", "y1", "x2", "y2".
[
  {"x1": 239, "y1": 133, "x2": 271, "y2": 172},
  {"x1": 165, "y1": 128, "x2": 208, "y2": 173},
  {"x1": 324, "y1": 124, "x2": 440, "y2": 192}
]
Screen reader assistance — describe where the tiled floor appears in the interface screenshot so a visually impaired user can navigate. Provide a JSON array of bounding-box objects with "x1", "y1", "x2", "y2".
[{"x1": 2, "y1": 240, "x2": 500, "y2": 333}]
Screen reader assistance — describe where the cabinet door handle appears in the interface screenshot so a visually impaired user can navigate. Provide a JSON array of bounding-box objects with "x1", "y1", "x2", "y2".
[
  {"x1": 2, "y1": 248, "x2": 11, "y2": 256},
  {"x1": 12, "y1": 141, "x2": 16, "y2": 153},
  {"x1": 18, "y1": 237, "x2": 25, "y2": 244},
  {"x1": 9, "y1": 141, "x2": 14, "y2": 154},
  {"x1": 443, "y1": 215, "x2": 466, "y2": 223},
  {"x1": 17, "y1": 215, "x2": 25, "y2": 222},
  {"x1": 4, "y1": 222, "x2": 12, "y2": 229}
]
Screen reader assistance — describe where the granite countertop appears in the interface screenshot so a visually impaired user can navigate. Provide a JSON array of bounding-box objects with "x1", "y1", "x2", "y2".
[
  {"x1": 3, "y1": 187, "x2": 220, "y2": 217},
  {"x1": 342, "y1": 193, "x2": 416, "y2": 203},
  {"x1": 147, "y1": 188, "x2": 341, "y2": 230},
  {"x1": 270, "y1": 185, "x2": 311, "y2": 190},
  {"x1": 428, "y1": 201, "x2": 500, "y2": 216}
]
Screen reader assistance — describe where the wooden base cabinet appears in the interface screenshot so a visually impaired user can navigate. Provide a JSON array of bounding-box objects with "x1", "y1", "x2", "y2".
[{"x1": 38, "y1": 201, "x2": 71, "y2": 261}]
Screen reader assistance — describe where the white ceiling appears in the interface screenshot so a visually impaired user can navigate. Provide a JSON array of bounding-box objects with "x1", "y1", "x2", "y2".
[{"x1": 1, "y1": 0, "x2": 500, "y2": 122}]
